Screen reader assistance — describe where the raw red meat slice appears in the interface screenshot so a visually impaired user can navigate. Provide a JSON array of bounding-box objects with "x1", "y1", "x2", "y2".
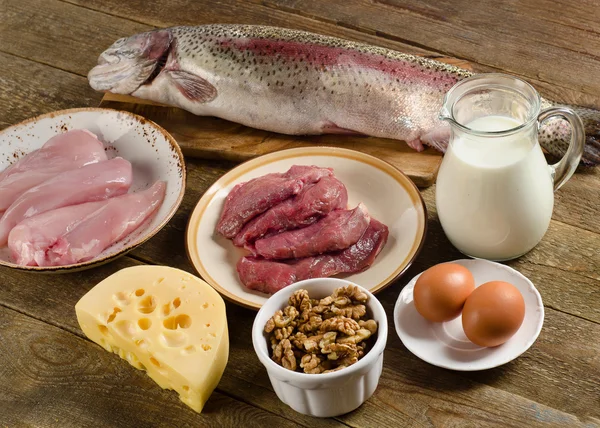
[
  {"x1": 216, "y1": 165, "x2": 332, "y2": 238},
  {"x1": 237, "y1": 218, "x2": 389, "y2": 294},
  {"x1": 233, "y1": 176, "x2": 347, "y2": 247},
  {"x1": 9, "y1": 181, "x2": 165, "y2": 266},
  {"x1": 0, "y1": 158, "x2": 132, "y2": 246},
  {"x1": 254, "y1": 203, "x2": 370, "y2": 259},
  {"x1": 0, "y1": 129, "x2": 107, "y2": 212}
]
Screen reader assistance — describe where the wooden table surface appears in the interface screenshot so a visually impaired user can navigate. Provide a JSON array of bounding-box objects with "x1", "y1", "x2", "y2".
[{"x1": 1, "y1": 1, "x2": 599, "y2": 427}]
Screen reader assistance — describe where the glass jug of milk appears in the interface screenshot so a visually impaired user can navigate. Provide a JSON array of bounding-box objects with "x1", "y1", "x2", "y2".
[{"x1": 436, "y1": 73, "x2": 584, "y2": 261}]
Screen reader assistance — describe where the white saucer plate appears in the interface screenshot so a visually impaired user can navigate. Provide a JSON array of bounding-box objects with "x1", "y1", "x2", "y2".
[{"x1": 393, "y1": 259, "x2": 544, "y2": 371}]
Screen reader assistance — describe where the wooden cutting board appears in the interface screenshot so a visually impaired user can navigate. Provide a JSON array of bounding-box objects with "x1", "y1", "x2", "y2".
[{"x1": 99, "y1": 56, "x2": 472, "y2": 187}]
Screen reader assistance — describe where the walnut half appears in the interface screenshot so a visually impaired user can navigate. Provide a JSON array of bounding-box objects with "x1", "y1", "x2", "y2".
[{"x1": 265, "y1": 285, "x2": 378, "y2": 374}]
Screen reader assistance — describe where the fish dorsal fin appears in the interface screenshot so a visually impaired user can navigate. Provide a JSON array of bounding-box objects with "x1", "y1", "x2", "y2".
[{"x1": 169, "y1": 71, "x2": 217, "y2": 102}]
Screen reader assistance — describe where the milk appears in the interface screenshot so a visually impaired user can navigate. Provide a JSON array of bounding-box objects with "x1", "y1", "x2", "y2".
[{"x1": 436, "y1": 115, "x2": 554, "y2": 260}]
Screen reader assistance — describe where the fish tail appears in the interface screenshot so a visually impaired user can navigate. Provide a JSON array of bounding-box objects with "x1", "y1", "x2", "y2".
[{"x1": 539, "y1": 105, "x2": 600, "y2": 166}]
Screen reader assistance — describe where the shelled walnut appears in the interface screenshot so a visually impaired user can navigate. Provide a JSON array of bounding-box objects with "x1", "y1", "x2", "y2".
[{"x1": 265, "y1": 285, "x2": 378, "y2": 374}]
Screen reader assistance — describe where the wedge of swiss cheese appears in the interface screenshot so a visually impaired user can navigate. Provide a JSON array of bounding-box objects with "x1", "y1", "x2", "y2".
[{"x1": 75, "y1": 265, "x2": 229, "y2": 412}]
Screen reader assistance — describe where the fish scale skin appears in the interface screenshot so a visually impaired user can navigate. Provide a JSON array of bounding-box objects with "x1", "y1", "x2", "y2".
[
  {"x1": 91, "y1": 24, "x2": 600, "y2": 165},
  {"x1": 132, "y1": 25, "x2": 470, "y2": 143}
]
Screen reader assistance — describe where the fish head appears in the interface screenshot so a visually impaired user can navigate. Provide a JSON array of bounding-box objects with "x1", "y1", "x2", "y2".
[{"x1": 88, "y1": 30, "x2": 172, "y2": 94}]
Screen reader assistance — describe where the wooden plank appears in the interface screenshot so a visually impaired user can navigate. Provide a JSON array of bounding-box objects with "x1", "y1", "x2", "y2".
[
  {"x1": 58, "y1": 0, "x2": 475, "y2": 57},
  {"x1": 99, "y1": 94, "x2": 444, "y2": 187},
  {"x1": 553, "y1": 167, "x2": 600, "y2": 235},
  {"x1": 255, "y1": 0, "x2": 600, "y2": 101},
  {"x1": 0, "y1": 257, "x2": 344, "y2": 427},
  {"x1": 0, "y1": 0, "x2": 152, "y2": 77},
  {"x1": 0, "y1": 51, "x2": 100, "y2": 129},
  {"x1": 0, "y1": 254, "x2": 597, "y2": 425},
  {"x1": 0, "y1": 306, "x2": 303, "y2": 428}
]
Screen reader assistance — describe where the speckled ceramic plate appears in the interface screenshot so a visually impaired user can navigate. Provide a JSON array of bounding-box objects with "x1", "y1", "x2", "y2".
[
  {"x1": 0, "y1": 108, "x2": 186, "y2": 272},
  {"x1": 394, "y1": 259, "x2": 544, "y2": 371},
  {"x1": 186, "y1": 147, "x2": 427, "y2": 310}
]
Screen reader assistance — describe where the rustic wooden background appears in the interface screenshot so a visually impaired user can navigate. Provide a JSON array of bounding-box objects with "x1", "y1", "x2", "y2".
[{"x1": 1, "y1": 0, "x2": 599, "y2": 427}]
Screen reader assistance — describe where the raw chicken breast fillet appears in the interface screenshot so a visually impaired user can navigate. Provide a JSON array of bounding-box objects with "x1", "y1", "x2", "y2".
[
  {"x1": 0, "y1": 157, "x2": 132, "y2": 246},
  {"x1": 0, "y1": 129, "x2": 107, "y2": 212},
  {"x1": 9, "y1": 181, "x2": 166, "y2": 266}
]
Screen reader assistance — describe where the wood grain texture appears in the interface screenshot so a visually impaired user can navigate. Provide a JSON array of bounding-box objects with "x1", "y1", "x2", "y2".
[
  {"x1": 257, "y1": 0, "x2": 600, "y2": 102},
  {"x1": 1, "y1": 256, "x2": 597, "y2": 427},
  {"x1": 1, "y1": 0, "x2": 152, "y2": 77},
  {"x1": 1, "y1": 0, "x2": 600, "y2": 426},
  {"x1": 0, "y1": 258, "x2": 345, "y2": 428},
  {"x1": 0, "y1": 51, "x2": 100, "y2": 129},
  {"x1": 0, "y1": 306, "x2": 303, "y2": 428}
]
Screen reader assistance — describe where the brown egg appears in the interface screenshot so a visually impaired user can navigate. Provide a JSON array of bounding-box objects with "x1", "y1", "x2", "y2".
[
  {"x1": 413, "y1": 263, "x2": 475, "y2": 322},
  {"x1": 462, "y1": 281, "x2": 525, "y2": 347}
]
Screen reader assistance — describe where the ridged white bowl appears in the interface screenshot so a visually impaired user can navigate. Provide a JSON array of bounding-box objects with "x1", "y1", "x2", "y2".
[{"x1": 252, "y1": 278, "x2": 388, "y2": 417}]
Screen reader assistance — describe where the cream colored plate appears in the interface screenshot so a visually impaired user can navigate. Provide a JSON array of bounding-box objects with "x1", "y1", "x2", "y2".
[
  {"x1": 0, "y1": 108, "x2": 185, "y2": 272},
  {"x1": 186, "y1": 147, "x2": 427, "y2": 310}
]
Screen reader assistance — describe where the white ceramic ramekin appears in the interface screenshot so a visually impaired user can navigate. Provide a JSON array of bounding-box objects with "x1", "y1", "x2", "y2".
[{"x1": 252, "y1": 278, "x2": 388, "y2": 418}]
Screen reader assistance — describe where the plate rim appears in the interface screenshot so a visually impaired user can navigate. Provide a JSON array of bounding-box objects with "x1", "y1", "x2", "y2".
[
  {"x1": 0, "y1": 107, "x2": 187, "y2": 273},
  {"x1": 393, "y1": 258, "x2": 545, "y2": 371},
  {"x1": 186, "y1": 146, "x2": 428, "y2": 310}
]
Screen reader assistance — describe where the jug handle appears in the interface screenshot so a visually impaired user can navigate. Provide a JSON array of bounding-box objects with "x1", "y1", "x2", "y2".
[{"x1": 538, "y1": 107, "x2": 585, "y2": 191}]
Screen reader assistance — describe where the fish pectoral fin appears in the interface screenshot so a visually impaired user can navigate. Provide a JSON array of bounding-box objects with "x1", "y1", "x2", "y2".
[
  {"x1": 321, "y1": 121, "x2": 365, "y2": 136},
  {"x1": 168, "y1": 70, "x2": 217, "y2": 102}
]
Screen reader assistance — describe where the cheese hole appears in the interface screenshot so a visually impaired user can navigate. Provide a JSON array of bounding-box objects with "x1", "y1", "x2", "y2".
[
  {"x1": 107, "y1": 307, "x2": 122, "y2": 323},
  {"x1": 135, "y1": 289, "x2": 145, "y2": 297},
  {"x1": 163, "y1": 314, "x2": 192, "y2": 330},
  {"x1": 114, "y1": 292, "x2": 131, "y2": 306},
  {"x1": 209, "y1": 332, "x2": 217, "y2": 338},
  {"x1": 115, "y1": 320, "x2": 136, "y2": 337},
  {"x1": 162, "y1": 303, "x2": 171, "y2": 316},
  {"x1": 182, "y1": 345, "x2": 196, "y2": 355},
  {"x1": 138, "y1": 318, "x2": 152, "y2": 330},
  {"x1": 173, "y1": 298, "x2": 181, "y2": 308},
  {"x1": 205, "y1": 323, "x2": 210, "y2": 328},
  {"x1": 98, "y1": 325, "x2": 109, "y2": 336},
  {"x1": 135, "y1": 339, "x2": 149, "y2": 350},
  {"x1": 155, "y1": 277, "x2": 165, "y2": 285},
  {"x1": 161, "y1": 331, "x2": 186, "y2": 348},
  {"x1": 201, "y1": 344, "x2": 212, "y2": 351},
  {"x1": 149, "y1": 356, "x2": 161, "y2": 367},
  {"x1": 138, "y1": 295, "x2": 156, "y2": 314},
  {"x1": 182, "y1": 385, "x2": 190, "y2": 392},
  {"x1": 202, "y1": 303, "x2": 209, "y2": 309}
]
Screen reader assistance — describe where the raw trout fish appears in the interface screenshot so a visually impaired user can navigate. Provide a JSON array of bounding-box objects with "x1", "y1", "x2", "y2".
[
  {"x1": 237, "y1": 219, "x2": 389, "y2": 294},
  {"x1": 233, "y1": 176, "x2": 347, "y2": 247},
  {"x1": 89, "y1": 24, "x2": 600, "y2": 165},
  {"x1": 217, "y1": 165, "x2": 332, "y2": 238},
  {"x1": 0, "y1": 158, "x2": 132, "y2": 246},
  {"x1": 0, "y1": 129, "x2": 107, "y2": 212},
  {"x1": 9, "y1": 181, "x2": 165, "y2": 266}
]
